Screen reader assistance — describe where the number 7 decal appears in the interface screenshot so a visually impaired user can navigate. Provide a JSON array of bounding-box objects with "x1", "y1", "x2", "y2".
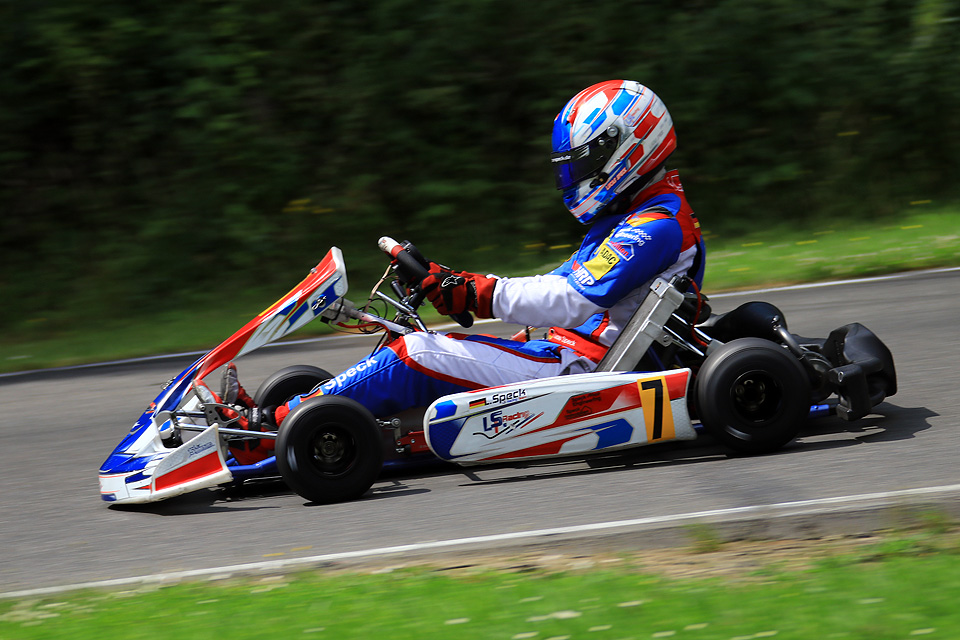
[{"x1": 639, "y1": 377, "x2": 675, "y2": 442}]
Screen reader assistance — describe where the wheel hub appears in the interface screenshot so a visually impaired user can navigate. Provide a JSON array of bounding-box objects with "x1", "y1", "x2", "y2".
[
  {"x1": 316, "y1": 432, "x2": 346, "y2": 461},
  {"x1": 306, "y1": 425, "x2": 357, "y2": 476},
  {"x1": 734, "y1": 377, "x2": 767, "y2": 411},
  {"x1": 731, "y1": 370, "x2": 781, "y2": 422}
]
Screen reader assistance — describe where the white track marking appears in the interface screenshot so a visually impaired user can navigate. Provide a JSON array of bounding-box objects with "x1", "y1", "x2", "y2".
[
  {"x1": 4, "y1": 483, "x2": 960, "y2": 600},
  {"x1": 706, "y1": 266, "x2": 960, "y2": 298}
]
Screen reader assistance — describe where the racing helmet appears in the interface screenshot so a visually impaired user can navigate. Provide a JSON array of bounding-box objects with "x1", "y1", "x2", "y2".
[{"x1": 551, "y1": 80, "x2": 677, "y2": 224}]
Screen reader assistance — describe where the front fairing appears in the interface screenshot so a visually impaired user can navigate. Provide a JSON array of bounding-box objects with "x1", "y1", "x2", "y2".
[
  {"x1": 99, "y1": 361, "x2": 214, "y2": 503},
  {"x1": 99, "y1": 248, "x2": 349, "y2": 504}
]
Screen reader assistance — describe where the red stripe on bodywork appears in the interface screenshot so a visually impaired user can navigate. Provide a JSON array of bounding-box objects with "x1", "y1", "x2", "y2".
[
  {"x1": 483, "y1": 437, "x2": 576, "y2": 461},
  {"x1": 195, "y1": 253, "x2": 339, "y2": 380},
  {"x1": 523, "y1": 383, "x2": 641, "y2": 439},
  {"x1": 665, "y1": 370, "x2": 689, "y2": 399},
  {"x1": 154, "y1": 452, "x2": 223, "y2": 491},
  {"x1": 555, "y1": 383, "x2": 637, "y2": 426}
]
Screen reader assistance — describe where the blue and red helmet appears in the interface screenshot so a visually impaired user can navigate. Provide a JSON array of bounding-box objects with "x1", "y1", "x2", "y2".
[{"x1": 551, "y1": 80, "x2": 677, "y2": 224}]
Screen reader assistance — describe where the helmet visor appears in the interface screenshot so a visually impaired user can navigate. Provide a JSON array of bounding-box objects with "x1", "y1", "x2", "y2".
[{"x1": 550, "y1": 128, "x2": 620, "y2": 190}]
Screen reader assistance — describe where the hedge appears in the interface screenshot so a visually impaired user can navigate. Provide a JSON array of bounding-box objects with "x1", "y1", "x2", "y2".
[{"x1": 2, "y1": 0, "x2": 957, "y2": 327}]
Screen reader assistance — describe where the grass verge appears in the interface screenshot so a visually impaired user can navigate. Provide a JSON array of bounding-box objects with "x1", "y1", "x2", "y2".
[
  {"x1": 2, "y1": 205, "x2": 958, "y2": 374},
  {"x1": 703, "y1": 207, "x2": 960, "y2": 291},
  {"x1": 3, "y1": 522, "x2": 960, "y2": 639}
]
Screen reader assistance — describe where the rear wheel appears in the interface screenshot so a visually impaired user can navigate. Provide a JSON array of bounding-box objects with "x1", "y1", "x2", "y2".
[
  {"x1": 229, "y1": 365, "x2": 334, "y2": 455},
  {"x1": 696, "y1": 338, "x2": 809, "y2": 455},
  {"x1": 275, "y1": 396, "x2": 383, "y2": 503},
  {"x1": 254, "y1": 365, "x2": 333, "y2": 407}
]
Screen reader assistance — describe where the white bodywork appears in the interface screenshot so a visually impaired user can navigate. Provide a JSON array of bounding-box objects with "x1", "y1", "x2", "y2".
[{"x1": 425, "y1": 369, "x2": 695, "y2": 464}]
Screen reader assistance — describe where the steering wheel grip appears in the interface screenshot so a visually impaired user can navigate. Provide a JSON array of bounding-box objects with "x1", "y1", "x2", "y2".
[
  {"x1": 451, "y1": 310, "x2": 474, "y2": 328},
  {"x1": 380, "y1": 237, "x2": 474, "y2": 328}
]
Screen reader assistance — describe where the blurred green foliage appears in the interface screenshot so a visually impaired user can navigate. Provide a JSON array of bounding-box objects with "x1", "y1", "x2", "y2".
[{"x1": 2, "y1": 0, "x2": 958, "y2": 332}]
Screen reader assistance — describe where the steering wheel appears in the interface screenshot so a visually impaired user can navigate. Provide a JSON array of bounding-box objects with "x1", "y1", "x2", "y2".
[{"x1": 378, "y1": 237, "x2": 474, "y2": 328}]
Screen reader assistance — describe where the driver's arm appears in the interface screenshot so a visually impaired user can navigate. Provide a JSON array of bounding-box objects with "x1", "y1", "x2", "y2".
[{"x1": 492, "y1": 274, "x2": 603, "y2": 328}]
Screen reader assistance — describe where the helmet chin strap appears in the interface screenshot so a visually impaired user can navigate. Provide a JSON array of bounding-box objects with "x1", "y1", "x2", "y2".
[
  {"x1": 598, "y1": 164, "x2": 668, "y2": 219},
  {"x1": 637, "y1": 165, "x2": 668, "y2": 192}
]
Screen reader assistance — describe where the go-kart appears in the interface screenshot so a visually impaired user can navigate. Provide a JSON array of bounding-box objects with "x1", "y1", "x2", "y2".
[{"x1": 99, "y1": 238, "x2": 897, "y2": 505}]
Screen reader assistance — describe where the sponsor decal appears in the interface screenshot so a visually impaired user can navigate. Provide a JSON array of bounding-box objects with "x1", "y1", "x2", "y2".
[
  {"x1": 623, "y1": 92, "x2": 653, "y2": 128},
  {"x1": 310, "y1": 294, "x2": 328, "y2": 313},
  {"x1": 606, "y1": 164, "x2": 629, "y2": 186},
  {"x1": 561, "y1": 384, "x2": 639, "y2": 422},
  {"x1": 584, "y1": 243, "x2": 620, "y2": 280},
  {"x1": 187, "y1": 441, "x2": 215, "y2": 458},
  {"x1": 490, "y1": 388, "x2": 526, "y2": 405},
  {"x1": 563, "y1": 390, "x2": 604, "y2": 420},
  {"x1": 321, "y1": 357, "x2": 378, "y2": 391},
  {"x1": 613, "y1": 226, "x2": 653, "y2": 245},
  {"x1": 473, "y1": 408, "x2": 542, "y2": 439},
  {"x1": 550, "y1": 332, "x2": 578, "y2": 348},
  {"x1": 606, "y1": 240, "x2": 634, "y2": 261},
  {"x1": 623, "y1": 103, "x2": 645, "y2": 128},
  {"x1": 572, "y1": 261, "x2": 595, "y2": 287}
]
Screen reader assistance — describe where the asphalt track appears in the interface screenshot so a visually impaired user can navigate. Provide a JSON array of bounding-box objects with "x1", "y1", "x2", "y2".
[{"x1": 2, "y1": 268, "x2": 959, "y2": 596}]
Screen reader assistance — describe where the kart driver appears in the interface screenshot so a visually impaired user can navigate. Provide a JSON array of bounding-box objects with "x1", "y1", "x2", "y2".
[{"x1": 230, "y1": 80, "x2": 705, "y2": 428}]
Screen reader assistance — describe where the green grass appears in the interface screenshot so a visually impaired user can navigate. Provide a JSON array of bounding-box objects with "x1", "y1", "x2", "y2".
[
  {"x1": 4, "y1": 526, "x2": 960, "y2": 640},
  {"x1": 703, "y1": 207, "x2": 960, "y2": 291},
  {"x1": 2, "y1": 205, "x2": 958, "y2": 374}
]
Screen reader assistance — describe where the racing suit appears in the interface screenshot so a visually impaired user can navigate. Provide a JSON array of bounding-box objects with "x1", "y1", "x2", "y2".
[{"x1": 277, "y1": 170, "x2": 704, "y2": 421}]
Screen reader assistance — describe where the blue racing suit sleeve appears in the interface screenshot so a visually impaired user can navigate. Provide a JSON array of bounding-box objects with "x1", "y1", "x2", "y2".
[
  {"x1": 491, "y1": 216, "x2": 684, "y2": 329},
  {"x1": 549, "y1": 251, "x2": 576, "y2": 277},
  {"x1": 566, "y1": 216, "x2": 683, "y2": 308}
]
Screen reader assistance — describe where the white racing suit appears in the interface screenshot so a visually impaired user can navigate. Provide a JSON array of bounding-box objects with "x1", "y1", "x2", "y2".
[{"x1": 281, "y1": 170, "x2": 704, "y2": 420}]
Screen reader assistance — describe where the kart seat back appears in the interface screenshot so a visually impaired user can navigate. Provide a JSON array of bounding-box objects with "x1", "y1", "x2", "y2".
[{"x1": 595, "y1": 277, "x2": 686, "y2": 372}]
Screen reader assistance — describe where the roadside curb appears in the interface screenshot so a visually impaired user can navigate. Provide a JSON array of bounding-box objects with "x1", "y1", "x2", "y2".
[{"x1": 4, "y1": 484, "x2": 960, "y2": 600}]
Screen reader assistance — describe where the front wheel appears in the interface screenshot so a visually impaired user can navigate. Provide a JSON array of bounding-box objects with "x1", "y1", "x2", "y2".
[
  {"x1": 696, "y1": 338, "x2": 810, "y2": 455},
  {"x1": 275, "y1": 396, "x2": 383, "y2": 503}
]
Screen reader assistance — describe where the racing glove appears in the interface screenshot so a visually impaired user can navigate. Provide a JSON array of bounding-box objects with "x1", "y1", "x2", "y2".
[{"x1": 421, "y1": 264, "x2": 497, "y2": 319}]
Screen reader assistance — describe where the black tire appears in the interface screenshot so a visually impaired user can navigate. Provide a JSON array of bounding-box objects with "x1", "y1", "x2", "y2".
[
  {"x1": 236, "y1": 365, "x2": 334, "y2": 453},
  {"x1": 254, "y1": 365, "x2": 333, "y2": 407},
  {"x1": 696, "y1": 338, "x2": 810, "y2": 455},
  {"x1": 275, "y1": 396, "x2": 383, "y2": 503}
]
